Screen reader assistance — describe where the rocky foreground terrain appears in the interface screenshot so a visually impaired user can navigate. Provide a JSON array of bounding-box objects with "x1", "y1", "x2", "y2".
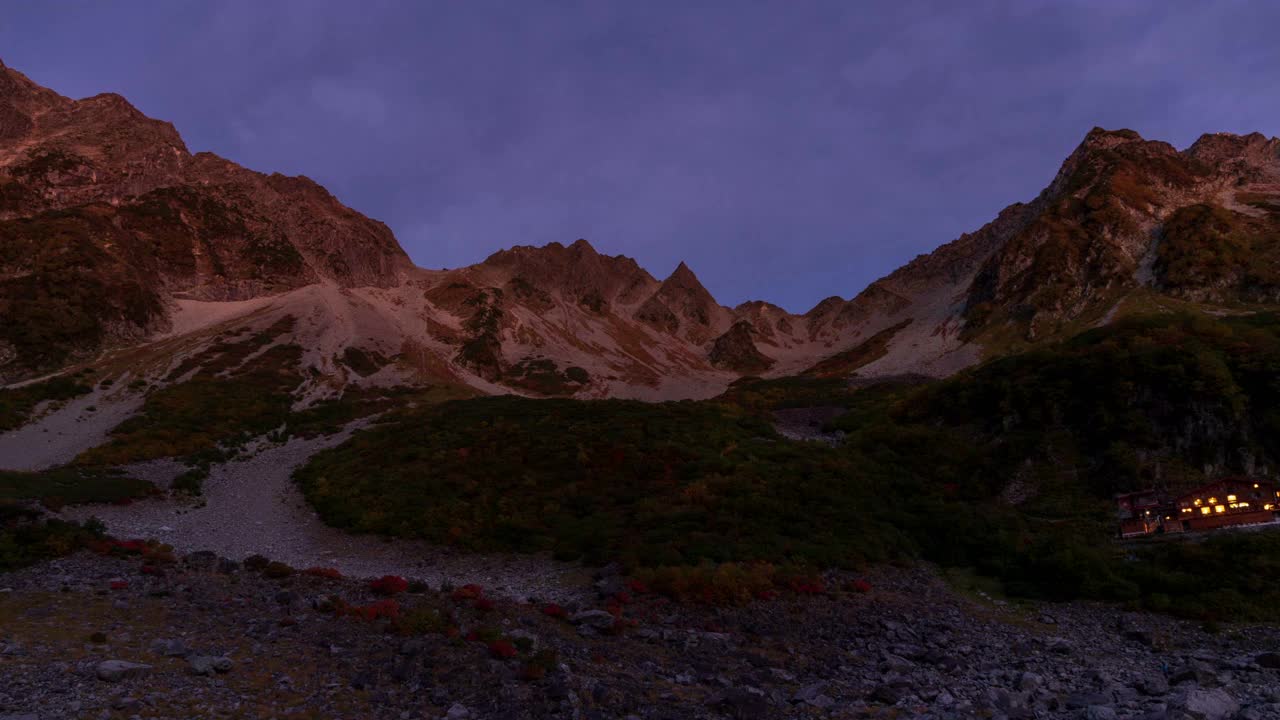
[{"x1": 2, "y1": 547, "x2": 1279, "y2": 720}]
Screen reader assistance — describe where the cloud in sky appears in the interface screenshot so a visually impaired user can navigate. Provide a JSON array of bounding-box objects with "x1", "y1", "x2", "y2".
[{"x1": 3, "y1": 1, "x2": 1278, "y2": 311}]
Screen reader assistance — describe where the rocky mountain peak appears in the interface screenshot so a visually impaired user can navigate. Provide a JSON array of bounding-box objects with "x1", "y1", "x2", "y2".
[
  {"x1": 478, "y1": 238, "x2": 657, "y2": 310},
  {"x1": 1184, "y1": 131, "x2": 1280, "y2": 177},
  {"x1": 664, "y1": 260, "x2": 700, "y2": 287}
]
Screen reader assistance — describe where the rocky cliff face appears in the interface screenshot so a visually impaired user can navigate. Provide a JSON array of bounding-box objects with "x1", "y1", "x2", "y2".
[
  {"x1": 4, "y1": 57, "x2": 1280, "y2": 399},
  {"x1": 963, "y1": 128, "x2": 1280, "y2": 343},
  {"x1": 0, "y1": 60, "x2": 410, "y2": 377}
]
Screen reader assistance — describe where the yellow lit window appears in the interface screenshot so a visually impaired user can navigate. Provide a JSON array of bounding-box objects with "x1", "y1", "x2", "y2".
[
  {"x1": 1227, "y1": 495, "x2": 1237, "y2": 503},
  {"x1": 1181, "y1": 508, "x2": 1193, "y2": 513},
  {"x1": 1267, "y1": 504, "x2": 1275, "y2": 511},
  {"x1": 1240, "y1": 502, "x2": 1249, "y2": 508},
  {"x1": 1201, "y1": 507, "x2": 1212, "y2": 515},
  {"x1": 1254, "y1": 483, "x2": 1260, "y2": 489},
  {"x1": 1214, "y1": 505, "x2": 1226, "y2": 514},
  {"x1": 1209, "y1": 497, "x2": 1218, "y2": 504},
  {"x1": 1194, "y1": 499, "x2": 1203, "y2": 506}
]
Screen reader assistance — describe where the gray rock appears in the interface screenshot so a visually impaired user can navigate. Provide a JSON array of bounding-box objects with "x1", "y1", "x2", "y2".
[
  {"x1": 869, "y1": 684, "x2": 906, "y2": 705},
  {"x1": 149, "y1": 638, "x2": 188, "y2": 657},
  {"x1": 794, "y1": 682, "x2": 834, "y2": 708},
  {"x1": 1254, "y1": 652, "x2": 1280, "y2": 669},
  {"x1": 509, "y1": 628, "x2": 539, "y2": 652},
  {"x1": 709, "y1": 688, "x2": 768, "y2": 719},
  {"x1": 1086, "y1": 706, "x2": 1118, "y2": 720},
  {"x1": 188, "y1": 655, "x2": 233, "y2": 676},
  {"x1": 1175, "y1": 688, "x2": 1239, "y2": 720},
  {"x1": 1136, "y1": 673, "x2": 1170, "y2": 696},
  {"x1": 1017, "y1": 671, "x2": 1042, "y2": 692},
  {"x1": 446, "y1": 704, "x2": 470, "y2": 720},
  {"x1": 95, "y1": 659, "x2": 152, "y2": 682},
  {"x1": 569, "y1": 609, "x2": 617, "y2": 629},
  {"x1": 0, "y1": 714, "x2": 40, "y2": 720},
  {"x1": 1171, "y1": 662, "x2": 1219, "y2": 688},
  {"x1": 879, "y1": 653, "x2": 915, "y2": 673},
  {"x1": 1125, "y1": 629, "x2": 1157, "y2": 647},
  {"x1": 184, "y1": 550, "x2": 218, "y2": 571}
]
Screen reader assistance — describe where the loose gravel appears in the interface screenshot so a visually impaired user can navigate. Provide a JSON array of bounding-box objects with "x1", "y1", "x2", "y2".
[{"x1": 62, "y1": 425, "x2": 589, "y2": 603}]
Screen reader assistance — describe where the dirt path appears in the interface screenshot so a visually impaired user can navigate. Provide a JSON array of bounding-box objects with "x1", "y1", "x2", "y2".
[{"x1": 62, "y1": 425, "x2": 591, "y2": 602}]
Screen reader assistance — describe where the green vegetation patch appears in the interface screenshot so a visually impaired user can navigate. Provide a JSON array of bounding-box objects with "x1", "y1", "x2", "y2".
[
  {"x1": 504, "y1": 358, "x2": 590, "y2": 396},
  {"x1": 0, "y1": 467, "x2": 154, "y2": 507},
  {"x1": 0, "y1": 375, "x2": 92, "y2": 431},
  {"x1": 297, "y1": 311, "x2": 1280, "y2": 621},
  {"x1": 0, "y1": 513, "x2": 107, "y2": 572},
  {"x1": 79, "y1": 343, "x2": 304, "y2": 465},
  {"x1": 295, "y1": 395, "x2": 909, "y2": 568}
]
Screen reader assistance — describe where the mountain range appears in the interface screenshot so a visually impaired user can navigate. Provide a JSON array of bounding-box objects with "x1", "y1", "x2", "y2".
[{"x1": 2, "y1": 57, "x2": 1279, "y2": 401}]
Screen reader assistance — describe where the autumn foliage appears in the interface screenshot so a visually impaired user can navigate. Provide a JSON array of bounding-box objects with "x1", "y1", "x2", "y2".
[{"x1": 370, "y1": 575, "x2": 409, "y2": 596}]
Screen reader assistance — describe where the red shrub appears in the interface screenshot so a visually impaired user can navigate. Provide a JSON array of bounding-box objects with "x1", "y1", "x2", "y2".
[
  {"x1": 360, "y1": 600, "x2": 400, "y2": 621},
  {"x1": 489, "y1": 640, "x2": 518, "y2": 659},
  {"x1": 109, "y1": 580, "x2": 128, "y2": 591},
  {"x1": 541, "y1": 603, "x2": 568, "y2": 620},
  {"x1": 112, "y1": 539, "x2": 148, "y2": 555},
  {"x1": 304, "y1": 567, "x2": 344, "y2": 580},
  {"x1": 625, "y1": 579, "x2": 650, "y2": 594},
  {"x1": 451, "y1": 584, "x2": 484, "y2": 601},
  {"x1": 849, "y1": 579, "x2": 872, "y2": 594},
  {"x1": 755, "y1": 590, "x2": 778, "y2": 601},
  {"x1": 369, "y1": 575, "x2": 409, "y2": 596},
  {"x1": 140, "y1": 564, "x2": 163, "y2": 577},
  {"x1": 473, "y1": 597, "x2": 494, "y2": 612},
  {"x1": 336, "y1": 598, "x2": 400, "y2": 621},
  {"x1": 787, "y1": 577, "x2": 826, "y2": 595},
  {"x1": 613, "y1": 591, "x2": 632, "y2": 605}
]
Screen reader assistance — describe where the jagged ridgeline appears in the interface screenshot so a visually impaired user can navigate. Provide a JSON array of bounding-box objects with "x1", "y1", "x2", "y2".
[{"x1": 10, "y1": 55, "x2": 1278, "y2": 399}]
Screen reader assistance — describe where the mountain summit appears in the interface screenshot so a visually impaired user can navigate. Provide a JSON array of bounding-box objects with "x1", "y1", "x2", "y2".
[{"x1": 2, "y1": 60, "x2": 1279, "y2": 399}]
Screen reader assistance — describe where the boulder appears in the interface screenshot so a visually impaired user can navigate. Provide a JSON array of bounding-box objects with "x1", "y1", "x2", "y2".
[
  {"x1": 188, "y1": 655, "x2": 234, "y2": 676},
  {"x1": 1254, "y1": 652, "x2": 1280, "y2": 669},
  {"x1": 1175, "y1": 688, "x2": 1239, "y2": 720},
  {"x1": 569, "y1": 609, "x2": 616, "y2": 629},
  {"x1": 95, "y1": 660, "x2": 151, "y2": 682},
  {"x1": 1135, "y1": 673, "x2": 1170, "y2": 696},
  {"x1": 149, "y1": 638, "x2": 189, "y2": 657}
]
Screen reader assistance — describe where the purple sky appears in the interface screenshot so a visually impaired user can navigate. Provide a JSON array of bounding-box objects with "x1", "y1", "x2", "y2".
[{"x1": 3, "y1": 2, "x2": 1278, "y2": 312}]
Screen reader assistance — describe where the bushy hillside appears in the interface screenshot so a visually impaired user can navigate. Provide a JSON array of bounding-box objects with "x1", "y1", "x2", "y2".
[{"x1": 294, "y1": 311, "x2": 1280, "y2": 620}]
